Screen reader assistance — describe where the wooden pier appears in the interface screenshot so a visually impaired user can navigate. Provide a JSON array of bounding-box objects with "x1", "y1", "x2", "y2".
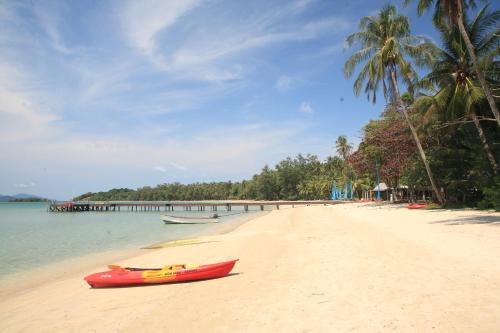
[{"x1": 48, "y1": 200, "x2": 346, "y2": 213}]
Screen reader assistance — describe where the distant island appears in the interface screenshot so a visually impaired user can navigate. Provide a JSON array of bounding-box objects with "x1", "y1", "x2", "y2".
[
  {"x1": 8, "y1": 197, "x2": 49, "y2": 203},
  {"x1": 0, "y1": 193, "x2": 48, "y2": 202}
]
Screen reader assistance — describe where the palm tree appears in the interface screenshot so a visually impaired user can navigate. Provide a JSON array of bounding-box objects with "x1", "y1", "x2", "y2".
[
  {"x1": 344, "y1": 4, "x2": 446, "y2": 204},
  {"x1": 415, "y1": 6, "x2": 499, "y2": 173},
  {"x1": 335, "y1": 135, "x2": 352, "y2": 160},
  {"x1": 406, "y1": 0, "x2": 500, "y2": 126}
]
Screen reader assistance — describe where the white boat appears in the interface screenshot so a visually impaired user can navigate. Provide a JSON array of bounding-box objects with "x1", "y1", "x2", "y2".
[{"x1": 161, "y1": 214, "x2": 219, "y2": 224}]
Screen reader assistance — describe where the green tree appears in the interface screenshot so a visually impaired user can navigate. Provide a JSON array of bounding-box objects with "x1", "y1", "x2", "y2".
[
  {"x1": 415, "y1": 6, "x2": 499, "y2": 173},
  {"x1": 344, "y1": 4, "x2": 445, "y2": 204},
  {"x1": 254, "y1": 165, "x2": 279, "y2": 200},
  {"x1": 406, "y1": 0, "x2": 500, "y2": 126},
  {"x1": 335, "y1": 135, "x2": 352, "y2": 160}
]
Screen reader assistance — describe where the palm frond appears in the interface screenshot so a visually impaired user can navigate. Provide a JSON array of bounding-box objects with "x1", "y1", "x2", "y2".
[
  {"x1": 476, "y1": 28, "x2": 500, "y2": 57},
  {"x1": 344, "y1": 47, "x2": 375, "y2": 78},
  {"x1": 344, "y1": 4, "x2": 443, "y2": 105},
  {"x1": 467, "y1": 6, "x2": 500, "y2": 46},
  {"x1": 416, "y1": 0, "x2": 434, "y2": 16}
]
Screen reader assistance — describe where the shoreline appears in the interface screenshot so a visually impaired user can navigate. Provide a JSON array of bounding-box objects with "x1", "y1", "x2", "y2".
[
  {"x1": 0, "y1": 209, "x2": 270, "y2": 298},
  {"x1": 1, "y1": 203, "x2": 499, "y2": 332},
  {"x1": 0, "y1": 247, "x2": 142, "y2": 298}
]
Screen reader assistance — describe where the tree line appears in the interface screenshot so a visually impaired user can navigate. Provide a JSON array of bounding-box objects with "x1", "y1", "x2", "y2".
[
  {"x1": 8, "y1": 198, "x2": 49, "y2": 202},
  {"x1": 73, "y1": 154, "x2": 348, "y2": 202}
]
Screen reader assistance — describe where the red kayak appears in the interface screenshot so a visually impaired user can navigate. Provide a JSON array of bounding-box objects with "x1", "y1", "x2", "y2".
[
  {"x1": 407, "y1": 203, "x2": 428, "y2": 209},
  {"x1": 84, "y1": 259, "x2": 238, "y2": 288}
]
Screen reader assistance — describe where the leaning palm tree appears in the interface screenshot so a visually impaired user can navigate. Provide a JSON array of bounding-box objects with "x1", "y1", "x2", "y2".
[
  {"x1": 344, "y1": 4, "x2": 446, "y2": 204},
  {"x1": 405, "y1": 0, "x2": 500, "y2": 126},
  {"x1": 415, "y1": 6, "x2": 499, "y2": 173}
]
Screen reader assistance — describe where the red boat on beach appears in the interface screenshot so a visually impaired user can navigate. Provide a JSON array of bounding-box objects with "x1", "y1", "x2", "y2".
[
  {"x1": 407, "y1": 203, "x2": 428, "y2": 209},
  {"x1": 84, "y1": 259, "x2": 238, "y2": 288}
]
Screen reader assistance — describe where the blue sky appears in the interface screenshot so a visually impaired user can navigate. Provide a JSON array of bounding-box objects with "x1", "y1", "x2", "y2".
[{"x1": 0, "y1": 0, "x2": 470, "y2": 199}]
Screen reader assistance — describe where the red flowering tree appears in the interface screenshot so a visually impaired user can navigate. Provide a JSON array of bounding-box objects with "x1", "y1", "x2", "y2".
[{"x1": 348, "y1": 111, "x2": 415, "y2": 189}]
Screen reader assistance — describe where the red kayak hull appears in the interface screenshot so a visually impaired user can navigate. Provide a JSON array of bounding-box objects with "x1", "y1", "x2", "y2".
[
  {"x1": 407, "y1": 203, "x2": 428, "y2": 209},
  {"x1": 84, "y1": 259, "x2": 238, "y2": 288}
]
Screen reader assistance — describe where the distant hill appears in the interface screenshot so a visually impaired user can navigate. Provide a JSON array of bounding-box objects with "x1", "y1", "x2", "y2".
[
  {"x1": 0, "y1": 195, "x2": 14, "y2": 202},
  {"x1": 0, "y1": 193, "x2": 45, "y2": 202},
  {"x1": 13, "y1": 193, "x2": 41, "y2": 199}
]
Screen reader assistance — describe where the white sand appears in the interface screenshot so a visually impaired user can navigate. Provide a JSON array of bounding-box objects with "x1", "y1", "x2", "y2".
[{"x1": 1, "y1": 203, "x2": 499, "y2": 332}]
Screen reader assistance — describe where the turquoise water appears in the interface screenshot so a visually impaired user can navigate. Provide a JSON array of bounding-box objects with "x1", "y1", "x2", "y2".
[{"x1": 0, "y1": 202, "x2": 264, "y2": 278}]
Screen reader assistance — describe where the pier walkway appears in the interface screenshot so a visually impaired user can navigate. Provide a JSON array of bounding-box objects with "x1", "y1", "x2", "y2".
[{"x1": 48, "y1": 200, "x2": 346, "y2": 212}]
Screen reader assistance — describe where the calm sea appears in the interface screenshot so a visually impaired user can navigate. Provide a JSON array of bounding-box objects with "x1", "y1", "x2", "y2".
[{"x1": 0, "y1": 202, "x2": 265, "y2": 279}]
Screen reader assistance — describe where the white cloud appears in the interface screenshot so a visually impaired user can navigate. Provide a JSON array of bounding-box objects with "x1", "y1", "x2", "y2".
[
  {"x1": 0, "y1": 77, "x2": 61, "y2": 142},
  {"x1": 152, "y1": 166, "x2": 167, "y2": 172},
  {"x1": 0, "y1": 6, "x2": 63, "y2": 142},
  {"x1": 123, "y1": 0, "x2": 202, "y2": 54},
  {"x1": 1, "y1": 121, "x2": 310, "y2": 178},
  {"x1": 318, "y1": 41, "x2": 346, "y2": 57},
  {"x1": 120, "y1": 0, "x2": 350, "y2": 82},
  {"x1": 153, "y1": 163, "x2": 188, "y2": 173},
  {"x1": 275, "y1": 76, "x2": 293, "y2": 91},
  {"x1": 165, "y1": 17, "x2": 348, "y2": 76},
  {"x1": 289, "y1": 0, "x2": 318, "y2": 13},
  {"x1": 170, "y1": 162, "x2": 187, "y2": 172},
  {"x1": 33, "y1": 1, "x2": 72, "y2": 54},
  {"x1": 299, "y1": 101, "x2": 313, "y2": 113},
  {"x1": 13, "y1": 182, "x2": 36, "y2": 188}
]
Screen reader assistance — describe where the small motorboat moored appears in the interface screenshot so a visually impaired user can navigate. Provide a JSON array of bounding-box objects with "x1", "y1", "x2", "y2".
[
  {"x1": 161, "y1": 214, "x2": 219, "y2": 224},
  {"x1": 84, "y1": 259, "x2": 238, "y2": 288}
]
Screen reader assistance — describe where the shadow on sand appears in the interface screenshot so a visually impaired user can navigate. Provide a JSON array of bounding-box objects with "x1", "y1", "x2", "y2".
[{"x1": 430, "y1": 215, "x2": 500, "y2": 226}]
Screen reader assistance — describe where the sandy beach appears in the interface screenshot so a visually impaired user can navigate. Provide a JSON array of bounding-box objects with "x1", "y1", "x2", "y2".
[{"x1": 1, "y1": 203, "x2": 500, "y2": 332}]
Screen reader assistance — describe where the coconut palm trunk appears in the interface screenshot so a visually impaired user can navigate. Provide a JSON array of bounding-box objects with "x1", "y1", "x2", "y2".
[
  {"x1": 389, "y1": 66, "x2": 446, "y2": 204},
  {"x1": 471, "y1": 110, "x2": 498, "y2": 173},
  {"x1": 456, "y1": 5, "x2": 500, "y2": 127}
]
